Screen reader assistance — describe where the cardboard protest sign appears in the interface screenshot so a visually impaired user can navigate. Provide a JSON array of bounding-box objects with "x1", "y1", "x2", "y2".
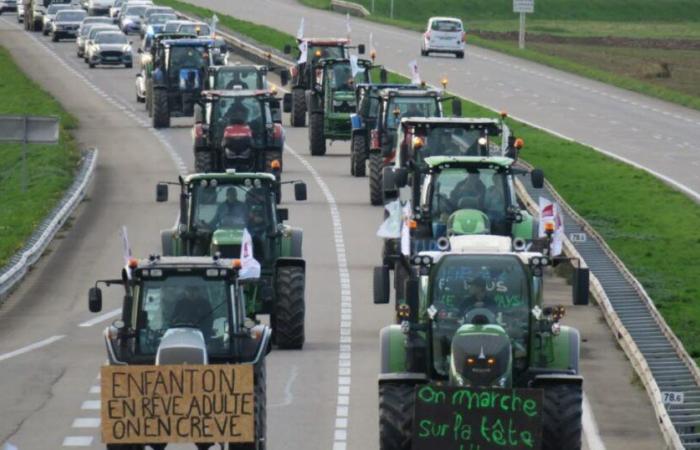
[
  {"x1": 101, "y1": 364, "x2": 254, "y2": 444},
  {"x1": 412, "y1": 384, "x2": 543, "y2": 450}
]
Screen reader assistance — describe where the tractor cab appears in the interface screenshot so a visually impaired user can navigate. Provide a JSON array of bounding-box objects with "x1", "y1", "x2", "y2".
[
  {"x1": 206, "y1": 63, "x2": 270, "y2": 90},
  {"x1": 283, "y1": 37, "x2": 354, "y2": 88}
]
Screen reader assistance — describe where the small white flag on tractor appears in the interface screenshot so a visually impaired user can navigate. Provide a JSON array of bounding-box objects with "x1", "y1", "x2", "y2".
[
  {"x1": 121, "y1": 225, "x2": 133, "y2": 279},
  {"x1": 346, "y1": 12, "x2": 352, "y2": 37},
  {"x1": 538, "y1": 197, "x2": 564, "y2": 256},
  {"x1": 377, "y1": 199, "x2": 402, "y2": 238},
  {"x1": 240, "y1": 228, "x2": 261, "y2": 279},
  {"x1": 297, "y1": 40, "x2": 308, "y2": 63},
  {"x1": 350, "y1": 55, "x2": 361, "y2": 77},
  {"x1": 296, "y1": 17, "x2": 305, "y2": 40},
  {"x1": 211, "y1": 14, "x2": 218, "y2": 36},
  {"x1": 408, "y1": 60, "x2": 421, "y2": 85},
  {"x1": 400, "y1": 200, "x2": 412, "y2": 256},
  {"x1": 369, "y1": 32, "x2": 376, "y2": 59}
]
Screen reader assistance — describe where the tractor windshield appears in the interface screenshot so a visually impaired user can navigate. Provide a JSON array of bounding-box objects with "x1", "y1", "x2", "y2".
[
  {"x1": 385, "y1": 96, "x2": 439, "y2": 129},
  {"x1": 214, "y1": 68, "x2": 264, "y2": 90},
  {"x1": 135, "y1": 275, "x2": 231, "y2": 356},
  {"x1": 168, "y1": 45, "x2": 208, "y2": 71},
  {"x1": 214, "y1": 96, "x2": 267, "y2": 145},
  {"x1": 415, "y1": 125, "x2": 485, "y2": 160},
  {"x1": 191, "y1": 181, "x2": 274, "y2": 237},
  {"x1": 309, "y1": 45, "x2": 346, "y2": 64},
  {"x1": 429, "y1": 254, "x2": 530, "y2": 376},
  {"x1": 428, "y1": 167, "x2": 512, "y2": 236},
  {"x1": 327, "y1": 61, "x2": 367, "y2": 93}
]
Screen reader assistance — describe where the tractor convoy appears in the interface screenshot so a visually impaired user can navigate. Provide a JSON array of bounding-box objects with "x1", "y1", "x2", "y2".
[{"x1": 80, "y1": 14, "x2": 588, "y2": 450}]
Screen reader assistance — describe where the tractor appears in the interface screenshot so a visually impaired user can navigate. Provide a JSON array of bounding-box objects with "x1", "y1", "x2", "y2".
[
  {"x1": 144, "y1": 37, "x2": 220, "y2": 128},
  {"x1": 373, "y1": 234, "x2": 589, "y2": 450},
  {"x1": 155, "y1": 172, "x2": 308, "y2": 349},
  {"x1": 192, "y1": 90, "x2": 284, "y2": 186},
  {"x1": 88, "y1": 255, "x2": 270, "y2": 449},
  {"x1": 282, "y1": 38, "x2": 362, "y2": 127}
]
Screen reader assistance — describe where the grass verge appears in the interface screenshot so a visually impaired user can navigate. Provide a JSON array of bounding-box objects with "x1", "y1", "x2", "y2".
[
  {"x1": 167, "y1": 2, "x2": 700, "y2": 361},
  {"x1": 0, "y1": 46, "x2": 80, "y2": 267}
]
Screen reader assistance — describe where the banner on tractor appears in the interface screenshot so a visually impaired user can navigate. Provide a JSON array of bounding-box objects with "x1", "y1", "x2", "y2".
[
  {"x1": 101, "y1": 364, "x2": 254, "y2": 444},
  {"x1": 411, "y1": 384, "x2": 543, "y2": 450},
  {"x1": 538, "y1": 197, "x2": 564, "y2": 256}
]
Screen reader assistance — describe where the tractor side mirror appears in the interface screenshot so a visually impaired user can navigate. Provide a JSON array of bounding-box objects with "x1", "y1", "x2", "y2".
[
  {"x1": 280, "y1": 69, "x2": 290, "y2": 86},
  {"x1": 451, "y1": 99, "x2": 462, "y2": 117},
  {"x1": 89, "y1": 287, "x2": 103, "y2": 313},
  {"x1": 283, "y1": 93, "x2": 292, "y2": 113},
  {"x1": 531, "y1": 168, "x2": 544, "y2": 189},
  {"x1": 193, "y1": 104, "x2": 204, "y2": 123},
  {"x1": 156, "y1": 183, "x2": 168, "y2": 202},
  {"x1": 294, "y1": 182, "x2": 307, "y2": 201},
  {"x1": 394, "y1": 167, "x2": 408, "y2": 188},
  {"x1": 405, "y1": 278, "x2": 419, "y2": 321},
  {"x1": 283, "y1": 44, "x2": 292, "y2": 54},
  {"x1": 373, "y1": 266, "x2": 390, "y2": 304},
  {"x1": 358, "y1": 44, "x2": 365, "y2": 55},
  {"x1": 379, "y1": 68, "x2": 388, "y2": 83},
  {"x1": 573, "y1": 267, "x2": 590, "y2": 305},
  {"x1": 277, "y1": 208, "x2": 289, "y2": 222}
]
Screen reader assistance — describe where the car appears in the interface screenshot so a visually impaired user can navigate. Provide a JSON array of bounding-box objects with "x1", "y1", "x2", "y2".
[
  {"x1": 76, "y1": 19, "x2": 112, "y2": 56},
  {"x1": 82, "y1": 23, "x2": 118, "y2": 61},
  {"x1": 141, "y1": 12, "x2": 176, "y2": 37},
  {"x1": 176, "y1": 21, "x2": 211, "y2": 37},
  {"x1": 161, "y1": 18, "x2": 189, "y2": 33},
  {"x1": 108, "y1": 0, "x2": 123, "y2": 21},
  {"x1": 0, "y1": 0, "x2": 18, "y2": 15},
  {"x1": 118, "y1": 3, "x2": 146, "y2": 33},
  {"x1": 41, "y1": 3, "x2": 70, "y2": 35},
  {"x1": 421, "y1": 16, "x2": 465, "y2": 59},
  {"x1": 16, "y1": 1, "x2": 24, "y2": 22},
  {"x1": 86, "y1": 0, "x2": 112, "y2": 15},
  {"x1": 138, "y1": 5, "x2": 172, "y2": 37},
  {"x1": 50, "y1": 9, "x2": 85, "y2": 41},
  {"x1": 86, "y1": 30, "x2": 132, "y2": 68}
]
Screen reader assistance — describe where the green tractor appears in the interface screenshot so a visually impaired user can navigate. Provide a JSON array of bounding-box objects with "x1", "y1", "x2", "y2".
[
  {"x1": 155, "y1": 171, "x2": 308, "y2": 349},
  {"x1": 373, "y1": 235, "x2": 589, "y2": 450}
]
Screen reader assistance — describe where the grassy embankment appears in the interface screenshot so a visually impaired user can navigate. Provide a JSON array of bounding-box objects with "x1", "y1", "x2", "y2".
[
  {"x1": 301, "y1": 0, "x2": 700, "y2": 111},
  {"x1": 0, "y1": 46, "x2": 80, "y2": 267},
  {"x1": 155, "y1": 0, "x2": 700, "y2": 361}
]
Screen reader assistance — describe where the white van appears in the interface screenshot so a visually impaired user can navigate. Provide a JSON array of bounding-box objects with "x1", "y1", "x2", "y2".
[{"x1": 421, "y1": 17, "x2": 465, "y2": 59}]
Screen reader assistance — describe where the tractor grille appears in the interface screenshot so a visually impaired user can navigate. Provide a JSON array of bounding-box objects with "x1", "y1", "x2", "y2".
[{"x1": 216, "y1": 244, "x2": 241, "y2": 259}]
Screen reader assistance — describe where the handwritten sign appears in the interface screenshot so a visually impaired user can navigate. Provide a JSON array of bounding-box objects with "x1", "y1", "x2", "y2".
[
  {"x1": 101, "y1": 364, "x2": 254, "y2": 444},
  {"x1": 412, "y1": 385, "x2": 543, "y2": 450}
]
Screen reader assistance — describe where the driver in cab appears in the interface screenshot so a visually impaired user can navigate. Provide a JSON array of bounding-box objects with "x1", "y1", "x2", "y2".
[{"x1": 209, "y1": 187, "x2": 248, "y2": 229}]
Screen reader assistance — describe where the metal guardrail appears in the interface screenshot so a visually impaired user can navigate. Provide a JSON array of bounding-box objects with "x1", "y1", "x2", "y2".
[
  {"x1": 330, "y1": 0, "x2": 370, "y2": 17},
  {"x1": 0, "y1": 149, "x2": 98, "y2": 302}
]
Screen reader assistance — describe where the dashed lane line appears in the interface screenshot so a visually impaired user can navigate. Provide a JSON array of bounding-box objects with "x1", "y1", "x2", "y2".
[{"x1": 0, "y1": 335, "x2": 65, "y2": 363}]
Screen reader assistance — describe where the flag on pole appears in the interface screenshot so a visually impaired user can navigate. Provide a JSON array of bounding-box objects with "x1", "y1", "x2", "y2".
[
  {"x1": 408, "y1": 60, "x2": 421, "y2": 85},
  {"x1": 346, "y1": 12, "x2": 352, "y2": 37},
  {"x1": 121, "y1": 225, "x2": 133, "y2": 279},
  {"x1": 298, "y1": 40, "x2": 308, "y2": 63},
  {"x1": 211, "y1": 14, "x2": 218, "y2": 36},
  {"x1": 296, "y1": 17, "x2": 305, "y2": 40},
  {"x1": 377, "y1": 199, "x2": 402, "y2": 238},
  {"x1": 538, "y1": 197, "x2": 564, "y2": 256},
  {"x1": 400, "y1": 200, "x2": 412, "y2": 256},
  {"x1": 239, "y1": 228, "x2": 261, "y2": 279},
  {"x1": 350, "y1": 55, "x2": 360, "y2": 77}
]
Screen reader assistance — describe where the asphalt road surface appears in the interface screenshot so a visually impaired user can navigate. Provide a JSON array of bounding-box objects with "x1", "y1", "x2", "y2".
[
  {"x1": 0, "y1": 12, "x2": 664, "y2": 450},
  {"x1": 181, "y1": 0, "x2": 700, "y2": 201}
]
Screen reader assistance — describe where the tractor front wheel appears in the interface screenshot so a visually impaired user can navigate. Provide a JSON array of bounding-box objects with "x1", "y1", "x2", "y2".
[
  {"x1": 309, "y1": 112, "x2": 326, "y2": 156},
  {"x1": 273, "y1": 265, "x2": 305, "y2": 349},
  {"x1": 194, "y1": 149, "x2": 214, "y2": 173},
  {"x1": 542, "y1": 383, "x2": 583, "y2": 450},
  {"x1": 229, "y1": 359, "x2": 267, "y2": 450},
  {"x1": 350, "y1": 133, "x2": 367, "y2": 177},
  {"x1": 152, "y1": 88, "x2": 170, "y2": 129},
  {"x1": 379, "y1": 383, "x2": 414, "y2": 450},
  {"x1": 290, "y1": 88, "x2": 306, "y2": 127},
  {"x1": 369, "y1": 152, "x2": 383, "y2": 206}
]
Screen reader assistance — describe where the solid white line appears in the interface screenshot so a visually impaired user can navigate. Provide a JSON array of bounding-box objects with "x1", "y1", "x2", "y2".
[
  {"x1": 62, "y1": 436, "x2": 93, "y2": 446},
  {"x1": 72, "y1": 417, "x2": 100, "y2": 428},
  {"x1": 89, "y1": 385, "x2": 101, "y2": 394},
  {"x1": 0, "y1": 335, "x2": 65, "y2": 362},
  {"x1": 582, "y1": 393, "x2": 607, "y2": 450},
  {"x1": 78, "y1": 308, "x2": 121, "y2": 327}
]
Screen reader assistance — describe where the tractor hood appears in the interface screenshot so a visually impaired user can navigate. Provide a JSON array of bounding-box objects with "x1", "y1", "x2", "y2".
[
  {"x1": 450, "y1": 324, "x2": 512, "y2": 388},
  {"x1": 212, "y1": 228, "x2": 243, "y2": 247},
  {"x1": 433, "y1": 208, "x2": 490, "y2": 239},
  {"x1": 331, "y1": 91, "x2": 356, "y2": 114}
]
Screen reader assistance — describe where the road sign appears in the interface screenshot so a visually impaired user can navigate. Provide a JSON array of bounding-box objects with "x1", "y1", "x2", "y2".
[
  {"x1": 0, "y1": 115, "x2": 59, "y2": 191},
  {"x1": 569, "y1": 233, "x2": 588, "y2": 243},
  {"x1": 513, "y1": 0, "x2": 534, "y2": 13},
  {"x1": 662, "y1": 391, "x2": 685, "y2": 405}
]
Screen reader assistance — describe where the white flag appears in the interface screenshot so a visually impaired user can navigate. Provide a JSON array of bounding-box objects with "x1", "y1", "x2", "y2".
[
  {"x1": 296, "y1": 17, "x2": 305, "y2": 40},
  {"x1": 400, "y1": 200, "x2": 412, "y2": 256},
  {"x1": 297, "y1": 40, "x2": 308, "y2": 63},
  {"x1": 377, "y1": 199, "x2": 402, "y2": 238},
  {"x1": 408, "y1": 60, "x2": 421, "y2": 85},
  {"x1": 346, "y1": 13, "x2": 351, "y2": 36},
  {"x1": 369, "y1": 32, "x2": 376, "y2": 57},
  {"x1": 239, "y1": 228, "x2": 261, "y2": 279},
  {"x1": 538, "y1": 197, "x2": 564, "y2": 256},
  {"x1": 121, "y1": 225, "x2": 133, "y2": 279},
  {"x1": 211, "y1": 14, "x2": 218, "y2": 36},
  {"x1": 350, "y1": 55, "x2": 360, "y2": 77}
]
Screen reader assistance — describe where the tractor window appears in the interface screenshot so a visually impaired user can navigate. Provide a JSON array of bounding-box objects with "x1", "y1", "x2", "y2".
[
  {"x1": 308, "y1": 45, "x2": 345, "y2": 64},
  {"x1": 418, "y1": 126, "x2": 483, "y2": 159},
  {"x1": 430, "y1": 254, "x2": 530, "y2": 376},
  {"x1": 191, "y1": 182, "x2": 273, "y2": 238},
  {"x1": 385, "y1": 97, "x2": 439, "y2": 129},
  {"x1": 430, "y1": 168, "x2": 509, "y2": 236},
  {"x1": 178, "y1": 23, "x2": 211, "y2": 36},
  {"x1": 328, "y1": 62, "x2": 357, "y2": 92},
  {"x1": 215, "y1": 68, "x2": 262, "y2": 90},
  {"x1": 136, "y1": 275, "x2": 231, "y2": 356},
  {"x1": 214, "y1": 97, "x2": 265, "y2": 144}
]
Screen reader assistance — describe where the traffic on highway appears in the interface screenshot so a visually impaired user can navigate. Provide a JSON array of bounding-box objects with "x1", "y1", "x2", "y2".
[{"x1": 0, "y1": 0, "x2": 692, "y2": 449}]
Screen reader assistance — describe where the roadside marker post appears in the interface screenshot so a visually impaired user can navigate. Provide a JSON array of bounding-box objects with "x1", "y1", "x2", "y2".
[
  {"x1": 513, "y1": 0, "x2": 535, "y2": 49},
  {"x1": 0, "y1": 115, "x2": 59, "y2": 192}
]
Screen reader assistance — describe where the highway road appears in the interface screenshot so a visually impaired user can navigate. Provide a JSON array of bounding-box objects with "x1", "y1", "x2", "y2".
[
  {"x1": 183, "y1": 0, "x2": 700, "y2": 201},
  {"x1": 0, "y1": 11, "x2": 664, "y2": 450}
]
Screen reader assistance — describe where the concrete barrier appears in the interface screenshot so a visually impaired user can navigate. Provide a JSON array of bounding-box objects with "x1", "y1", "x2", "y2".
[{"x1": 331, "y1": 0, "x2": 370, "y2": 17}]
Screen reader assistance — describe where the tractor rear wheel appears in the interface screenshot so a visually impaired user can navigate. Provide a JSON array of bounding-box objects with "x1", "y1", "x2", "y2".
[
  {"x1": 369, "y1": 152, "x2": 383, "y2": 206},
  {"x1": 152, "y1": 88, "x2": 170, "y2": 128},
  {"x1": 542, "y1": 383, "x2": 583, "y2": 450},
  {"x1": 194, "y1": 149, "x2": 214, "y2": 173},
  {"x1": 350, "y1": 133, "x2": 367, "y2": 177},
  {"x1": 229, "y1": 360, "x2": 267, "y2": 450},
  {"x1": 273, "y1": 265, "x2": 305, "y2": 349},
  {"x1": 290, "y1": 88, "x2": 306, "y2": 127},
  {"x1": 379, "y1": 383, "x2": 414, "y2": 450},
  {"x1": 309, "y1": 112, "x2": 326, "y2": 156}
]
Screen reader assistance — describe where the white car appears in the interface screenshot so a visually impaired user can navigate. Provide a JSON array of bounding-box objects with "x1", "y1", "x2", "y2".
[
  {"x1": 421, "y1": 17, "x2": 465, "y2": 59},
  {"x1": 0, "y1": 0, "x2": 18, "y2": 15},
  {"x1": 86, "y1": 30, "x2": 132, "y2": 68},
  {"x1": 42, "y1": 3, "x2": 71, "y2": 36},
  {"x1": 16, "y1": 1, "x2": 24, "y2": 22},
  {"x1": 87, "y1": 0, "x2": 113, "y2": 16}
]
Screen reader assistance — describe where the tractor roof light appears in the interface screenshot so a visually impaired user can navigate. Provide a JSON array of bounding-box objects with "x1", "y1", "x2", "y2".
[
  {"x1": 370, "y1": 49, "x2": 376, "y2": 61},
  {"x1": 270, "y1": 85, "x2": 278, "y2": 95},
  {"x1": 397, "y1": 304, "x2": 411, "y2": 320},
  {"x1": 393, "y1": 107, "x2": 401, "y2": 117},
  {"x1": 232, "y1": 259, "x2": 242, "y2": 269},
  {"x1": 514, "y1": 138, "x2": 524, "y2": 149},
  {"x1": 314, "y1": 49, "x2": 322, "y2": 57},
  {"x1": 271, "y1": 160, "x2": 281, "y2": 170},
  {"x1": 408, "y1": 219, "x2": 417, "y2": 230},
  {"x1": 500, "y1": 111, "x2": 508, "y2": 119},
  {"x1": 544, "y1": 221, "x2": 555, "y2": 234},
  {"x1": 440, "y1": 77, "x2": 448, "y2": 89},
  {"x1": 412, "y1": 136, "x2": 425, "y2": 149},
  {"x1": 127, "y1": 258, "x2": 138, "y2": 269}
]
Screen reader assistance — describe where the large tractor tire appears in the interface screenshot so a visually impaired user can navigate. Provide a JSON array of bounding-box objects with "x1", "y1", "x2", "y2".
[
  {"x1": 308, "y1": 112, "x2": 326, "y2": 156},
  {"x1": 273, "y1": 265, "x2": 305, "y2": 349},
  {"x1": 229, "y1": 360, "x2": 267, "y2": 450},
  {"x1": 290, "y1": 88, "x2": 306, "y2": 127},
  {"x1": 542, "y1": 383, "x2": 583, "y2": 450},
  {"x1": 194, "y1": 149, "x2": 214, "y2": 173},
  {"x1": 379, "y1": 383, "x2": 414, "y2": 450},
  {"x1": 152, "y1": 88, "x2": 170, "y2": 128},
  {"x1": 350, "y1": 133, "x2": 367, "y2": 177},
  {"x1": 369, "y1": 152, "x2": 383, "y2": 206}
]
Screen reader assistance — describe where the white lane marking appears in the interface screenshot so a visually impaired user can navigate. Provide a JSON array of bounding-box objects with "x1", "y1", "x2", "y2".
[
  {"x1": 62, "y1": 436, "x2": 93, "y2": 446},
  {"x1": 78, "y1": 308, "x2": 121, "y2": 327},
  {"x1": 269, "y1": 365, "x2": 298, "y2": 408},
  {"x1": 0, "y1": 335, "x2": 64, "y2": 362},
  {"x1": 71, "y1": 418, "x2": 100, "y2": 428},
  {"x1": 89, "y1": 385, "x2": 101, "y2": 394},
  {"x1": 284, "y1": 145, "x2": 353, "y2": 450},
  {"x1": 583, "y1": 393, "x2": 607, "y2": 450},
  {"x1": 81, "y1": 400, "x2": 101, "y2": 410}
]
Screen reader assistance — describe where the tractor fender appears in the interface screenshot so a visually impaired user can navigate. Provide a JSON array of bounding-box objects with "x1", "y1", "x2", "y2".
[
  {"x1": 531, "y1": 373, "x2": 583, "y2": 388},
  {"x1": 289, "y1": 228, "x2": 303, "y2": 258},
  {"x1": 380, "y1": 325, "x2": 410, "y2": 374},
  {"x1": 275, "y1": 257, "x2": 305, "y2": 271},
  {"x1": 378, "y1": 372, "x2": 429, "y2": 385},
  {"x1": 160, "y1": 228, "x2": 176, "y2": 256},
  {"x1": 270, "y1": 123, "x2": 285, "y2": 149},
  {"x1": 152, "y1": 68, "x2": 165, "y2": 87},
  {"x1": 548, "y1": 325, "x2": 581, "y2": 374},
  {"x1": 512, "y1": 210, "x2": 535, "y2": 241},
  {"x1": 350, "y1": 113, "x2": 363, "y2": 131}
]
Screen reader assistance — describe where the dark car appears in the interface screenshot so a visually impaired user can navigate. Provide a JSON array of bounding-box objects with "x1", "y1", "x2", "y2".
[{"x1": 50, "y1": 9, "x2": 85, "y2": 41}]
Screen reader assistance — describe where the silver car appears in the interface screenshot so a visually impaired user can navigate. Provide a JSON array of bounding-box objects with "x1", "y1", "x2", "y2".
[
  {"x1": 16, "y1": 1, "x2": 24, "y2": 22},
  {"x1": 86, "y1": 30, "x2": 132, "y2": 68},
  {"x1": 42, "y1": 3, "x2": 71, "y2": 36},
  {"x1": 51, "y1": 9, "x2": 86, "y2": 41},
  {"x1": 118, "y1": 3, "x2": 147, "y2": 34},
  {"x1": 83, "y1": 23, "x2": 119, "y2": 62}
]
